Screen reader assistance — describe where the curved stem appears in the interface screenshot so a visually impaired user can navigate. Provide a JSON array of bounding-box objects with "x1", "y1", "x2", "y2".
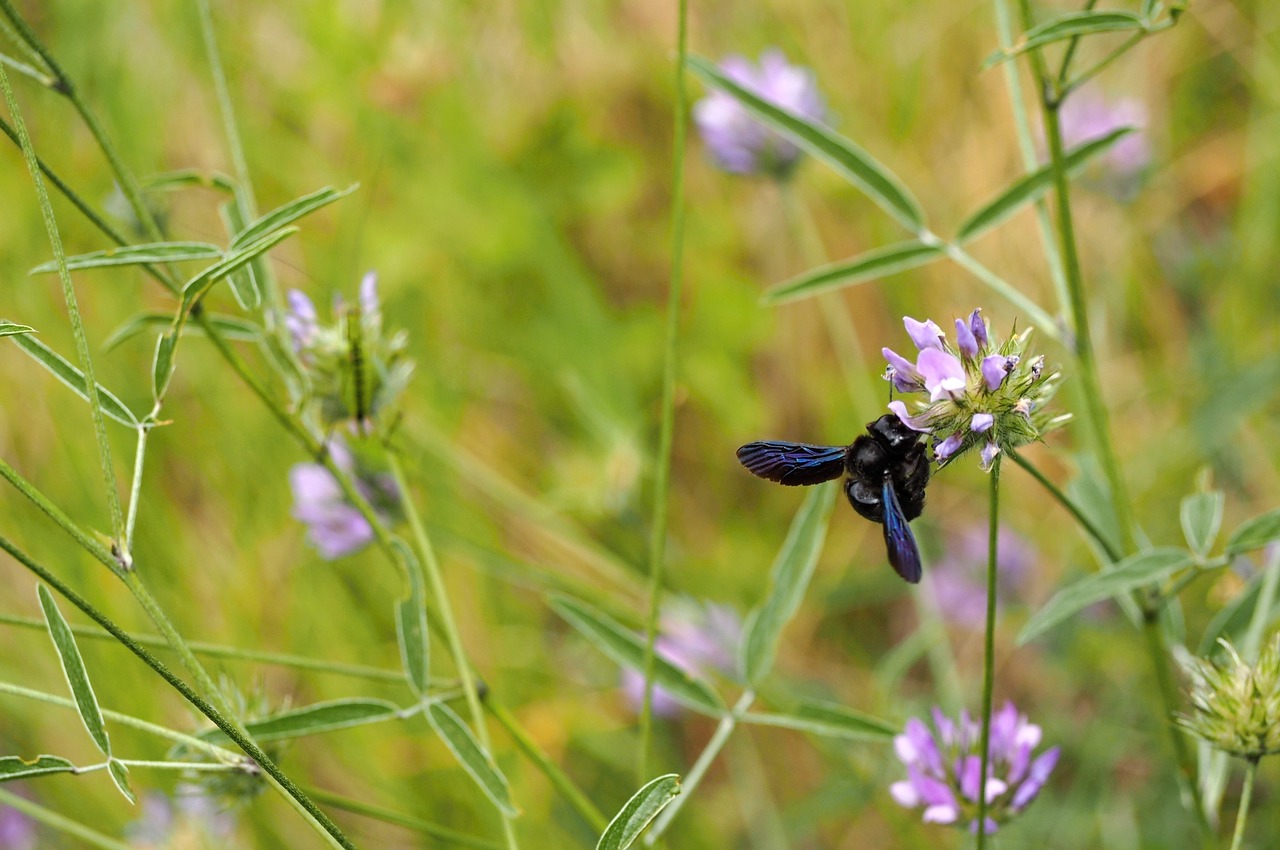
[
  {"x1": 1006, "y1": 449, "x2": 1120, "y2": 562},
  {"x1": 638, "y1": 0, "x2": 690, "y2": 781},
  {"x1": 1229, "y1": 758, "x2": 1259, "y2": 850},
  {"x1": 976, "y1": 455, "x2": 1001, "y2": 847}
]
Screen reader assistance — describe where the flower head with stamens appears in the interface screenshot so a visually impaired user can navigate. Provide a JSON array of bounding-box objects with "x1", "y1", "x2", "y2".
[
  {"x1": 891, "y1": 703, "x2": 1060, "y2": 834},
  {"x1": 1180, "y1": 634, "x2": 1280, "y2": 761},
  {"x1": 693, "y1": 50, "x2": 828, "y2": 178},
  {"x1": 882, "y1": 309, "x2": 1067, "y2": 470}
]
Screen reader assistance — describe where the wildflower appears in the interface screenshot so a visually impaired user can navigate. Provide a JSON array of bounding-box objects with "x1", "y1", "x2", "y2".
[
  {"x1": 1058, "y1": 90, "x2": 1150, "y2": 177},
  {"x1": 891, "y1": 703, "x2": 1060, "y2": 833},
  {"x1": 0, "y1": 800, "x2": 35, "y2": 850},
  {"x1": 693, "y1": 50, "x2": 827, "y2": 178},
  {"x1": 929, "y1": 527, "x2": 1035, "y2": 628},
  {"x1": 285, "y1": 272, "x2": 413, "y2": 433},
  {"x1": 621, "y1": 599, "x2": 741, "y2": 717},
  {"x1": 289, "y1": 438, "x2": 399, "y2": 560},
  {"x1": 881, "y1": 309, "x2": 1067, "y2": 470},
  {"x1": 1180, "y1": 634, "x2": 1280, "y2": 760}
]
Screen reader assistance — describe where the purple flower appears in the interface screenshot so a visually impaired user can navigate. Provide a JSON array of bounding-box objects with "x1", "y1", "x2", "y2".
[
  {"x1": 935, "y1": 432, "x2": 964, "y2": 462},
  {"x1": 968, "y1": 309, "x2": 988, "y2": 347},
  {"x1": 918, "y1": 349, "x2": 966, "y2": 402},
  {"x1": 903, "y1": 317, "x2": 945, "y2": 351},
  {"x1": 971, "y1": 413, "x2": 994, "y2": 434},
  {"x1": 693, "y1": 50, "x2": 827, "y2": 177},
  {"x1": 358, "y1": 271, "x2": 379, "y2": 315},
  {"x1": 1058, "y1": 90, "x2": 1149, "y2": 175},
  {"x1": 285, "y1": 289, "x2": 318, "y2": 352},
  {"x1": 981, "y1": 355, "x2": 1011, "y2": 391},
  {"x1": 929, "y1": 527, "x2": 1035, "y2": 628},
  {"x1": 882, "y1": 347, "x2": 924, "y2": 392},
  {"x1": 289, "y1": 439, "x2": 399, "y2": 560},
  {"x1": 891, "y1": 703, "x2": 1059, "y2": 833},
  {"x1": 620, "y1": 600, "x2": 741, "y2": 717},
  {"x1": 888, "y1": 400, "x2": 932, "y2": 433},
  {"x1": 0, "y1": 803, "x2": 35, "y2": 850},
  {"x1": 954, "y1": 318, "x2": 978, "y2": 358}
]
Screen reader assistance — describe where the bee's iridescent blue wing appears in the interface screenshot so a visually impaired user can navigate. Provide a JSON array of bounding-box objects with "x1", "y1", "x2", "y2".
[
  {"x1": 736, "y1": 441, "x2": 847, "y2": 486},
  {"x1": 881, "y1": 477, "x2": 923, "y2": 583}
]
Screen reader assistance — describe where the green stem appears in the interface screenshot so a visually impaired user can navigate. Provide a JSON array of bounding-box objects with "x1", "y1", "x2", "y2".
[
  {"x1": 644, "y1": 691, "x2": 756, "y2": 845},
  {"x1": 1229, "y1": 758, "x2": 1259, "y2": 850},
  {"x1": 305, "y1": 786, "x2": 505, "y2": 850},
  {"x1": 124, "y1": 425, "x2": 149, "y2": 550},
  {"x1": 937, "y1": 238, "x2": 1062, "y2": 342},
  {"x1": 1061, "y1": 31, "x2": 1156, "y2": 99},
  {"x1": 639, "y1": 0, "x2": 690, "y2": 781},
  {"x1": 1006, "y1": 449, "x2": 1120, "y2": 562},
  {"x1": 0, "y1": 535, "x2": 358, "y2": 850},
  {"x1": 1055, "y1": 0, "x2": 1100, "y2": 87},
  {"x1": 0, "y1": 62, "x2": 125, "y2": 547},
  {"x1": 976, "y1": 455, "x2": 1001, "y2": 848},
  {"x1": 387, "y1": 452, "x2": 519, "y2": 850},
  {"x1": 0, "y1": 788, "x2": 133, "y2": 850}
]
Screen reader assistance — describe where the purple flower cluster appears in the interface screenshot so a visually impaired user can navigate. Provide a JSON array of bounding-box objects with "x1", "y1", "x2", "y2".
[
  {"x1": 289, "y1": 438, "x2": 399, "y2": 560},
  {"x1": 621, "y1": 600, "x2": 741, "y2": 717},
  {"x1": 882, "y1": 310, "x2": 1065, "y2": 470},
  {"x1": 693, "y1": 50, "x2": 827, "y2": 178},
  {"x1": 891, "y1": 703, "x2": 1059, "y2": 833}
]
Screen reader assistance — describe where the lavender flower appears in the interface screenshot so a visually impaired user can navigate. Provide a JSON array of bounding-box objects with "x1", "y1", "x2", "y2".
[
  {"x1": 290, "y1": 438, "x2": 399, "y2": 560},
  {"x1": 891, "y1": 703, "x2": 1060, "y2": 833},
  {"x1": 693, "y1": 50, "x2": 827, "y2": 178},
  {"x1": 621, "y1": 599, "x2": 741, "y2": 717},
  {"x1": 0, "y1": 803, "x2": 35, "y2": 850},
  {"x1": 1058, "y1": 89, "x2": 1150, "y2": 176},
  {"x1": 929, "y1": 527, "x2": 1035, "y2": 628},
  {"x1": 882, "y1": 310, "x2": 1068, "y2": 470},
  {"x1": 127, "y1": 787, "x2": 237, "y2": 847}
]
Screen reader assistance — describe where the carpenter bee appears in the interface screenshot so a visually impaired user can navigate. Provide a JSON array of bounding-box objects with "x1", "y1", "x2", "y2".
[{"x1": 737, "y1": 415, "x2": 930, "y2": 583}]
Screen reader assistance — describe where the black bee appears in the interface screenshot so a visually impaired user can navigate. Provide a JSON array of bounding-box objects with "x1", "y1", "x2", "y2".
[{"x1": 737, "y1": 415, "x2": 930, "y2": 583}]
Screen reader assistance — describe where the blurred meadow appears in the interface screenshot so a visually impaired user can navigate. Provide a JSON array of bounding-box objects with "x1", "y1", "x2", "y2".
[{"x1": 1, "y1": 0, "x2": 1280, "y2": 847}]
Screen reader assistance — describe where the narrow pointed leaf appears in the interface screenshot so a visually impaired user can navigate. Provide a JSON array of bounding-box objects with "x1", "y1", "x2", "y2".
[
  {"x1": 199, "y1": 699, "x2": 401, "y2": 744},
  {"x1": 231, "y1": 185, "x2": 357, "y2": 251},
  {"x1": 37, "y1": 585, "x2": 111, "y2": 757},
  {"x1": 985, "y1": 12, "x2": 1146, "y2": 68},
  {"x1": 1018, "y1": 548, "x2": 1193, "y2": 644},
  {"x1": 219, "y1": 200, "x2": 262, "y2": 309},
  {"x1": 740, "y1": 702, "x2": 897, "y2": 741},
  {"x1": 956, "y1": 128, "x2": 1135, "y2": 242},
  {"x1": 596, "y1": 774, "x2": 681, "y2": 850},
  {"x1": 142, "y1": 168, "x2": 236, "y2": 194},
  {"x1": 763, "y1": 241, "x2": 943, "y2": 305},
  {"x1": 1181, "y1": 490, "x2": 1224, "y2": 558},
  {"x1": 0, "y1": 322, "x2": 34, "y2": 338},
  {"x1": 1226, "y1": 509, "x2": 1280, "y2": 556},
  {"x1": 689, "y1": 55, "x2": 924, "y2": 231},
  {"x1": 104, "y1": 312, "x2": 260, "y2": 351},
  {"x1": 107, "y1": 759, "x2": 136, "y2": 804},
  {"x1": 740, "y1": 482, "x2": 837, "y2": 685},
  {"x1": 0, "y1": 755, "x2": 75, "y2": 780},
  {"x1": 182, "y1": 227, "x2": 297, "y2": 304},
  {"x1": 426, "y1": 702, "x2": 517, "y2": 816},
  {"x1": 151, "y1": 332, "x2": 177, "y2": 405},
  {"x1": 29, "y1": 242, "x2": 223, "y2": 275},
  {"x1": 393, "y1": 540, "x2": 431, "y2": 696},
  {"x1": 549, "y1": 595, "x2": 725, "y2": 716},
  {"x1": 8, "y1": 333, "x2": 138, "y2": 427}
]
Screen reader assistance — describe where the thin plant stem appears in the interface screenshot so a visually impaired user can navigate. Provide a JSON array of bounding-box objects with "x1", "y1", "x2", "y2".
[
  {"x1": 305, "y1": 786, "x2": 506, "y2": 850},
  {"x1": 644, "y1": 691, "x2": 756, "y2": 845},
  {"x1": 638, "y1": 0, "x2": 690, "y2": 781},
  {"x1": 124, "y1": 425, "x2": 149, "y2": 550},
  {"x1": 1061, "y1": 31, "x2": 1162, "y2": 99},
  {"x1": 1055, "y1": 0, "x2": 1100, "y2": 87},
  {"x1": 387, "y1": 451, "x2": 520, "y2": 850},
  {"x1": 0, "y1": 788, "x2": 133, "y2": 850},
  {"x1": 991, "y1": 0, "x2": 1070, "y2": 324},
  {"x1": 195, "y1": 0, "x2": 255, "y2": 217},
  {"x1": 1006, "y1": 449, "x2": 1120, "y2": 562},
  {"x1": 935, "y1": 237, "x2": 1063, "y2": 342},
  {"x1": 976, "y1": 455, "x2": 1001, "y2": 849},
  {"x1": 0, "y1": 63, "x2": 126, "y2": 547},
  {"x1": 1229, "y1": 758, "x2": 1259, "y2": 850},
  {"x1": 0, "y1": 535, "x2": 358, "y2": 850}
]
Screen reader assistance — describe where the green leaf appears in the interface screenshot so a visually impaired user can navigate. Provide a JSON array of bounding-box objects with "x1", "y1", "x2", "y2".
[
  {"x1": 200, "y1": 699, "x2": 401, "y2": 744},
  {"x1": 1226, "y1": 509, "x2": 1280, "y2": 556},
  {"x1": 549, "y1": 595, "x2": 725, "y2": 716},
  {"x1": 741, "y1": 700, "x2": 897, "y2": 741},
  {"x1": 231, "y1": 185, "x2": 358, "y2": 251},
  {"x1": 218, "y1": 200, "x2": 262, "y2": 310},
  {"x1": 761, "y1": 241, "x2": 944, "y2": 305},
  {"x1": 1195, "y1": 570, "x2": 1280, "y2": 657},
  {"x1": 104, "y1": 312, "x2": 261, "y2": 351},
  {"x1": 689, "y1": 55, "x2": 925, "y2": 231},
  {"x1": 740, "y1": 483, "x2": 837, "y2": 684},
  {"x1": 37, "y1": 585, "x2": 111, "y2": 757},
  {"x1": 1018, "y1": 548, "x2": 1193, "y2": 644},
  {"x1": 956, "y1": 128, "x2": 1135, "y2": 243},
  {"x1": 393, "y1": 540, "x2": 431, "y2": 697},
  {"x1": 8, "y1": 333, "x2": 138, "y2": 427},
  {"x1": 107, "y1": 758, "x2": 136, "y2": 804},
  {"x1": 0, "y1": 755, "x2": 75, "y2": 781},
  {"x1": 1181, "y1": 490, "x2": 1225, "y2": 558},
  {"x1": 182, "y1": 227, "x2": 297, "y2": 305},
  {"x1": 595, "y1": 774, "x2": 681, "y2": 850},
  {"x1": 985, "y1": 12, "x2": 1147, "y2": 68},
  {"x1": 142, "y1": 168, "x2": 236, "y2": 194},
  {"x1": 152, "y1": 332, "x2": 177, "y2": 405},
  {"x1": 0, "y1": 322, "x2": 35, "y2": 338},
  {"x1": 29, "y1": 242, "x2": 223, "y2": 275},
  {"x1": 426, "y1": 702, "x2": 517, "y2": 816}
]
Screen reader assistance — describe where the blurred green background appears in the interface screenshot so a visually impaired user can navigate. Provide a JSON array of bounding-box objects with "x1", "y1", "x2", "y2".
[{"x1": 1, "y1": 0, "x2": 1279, "y2": 847}]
